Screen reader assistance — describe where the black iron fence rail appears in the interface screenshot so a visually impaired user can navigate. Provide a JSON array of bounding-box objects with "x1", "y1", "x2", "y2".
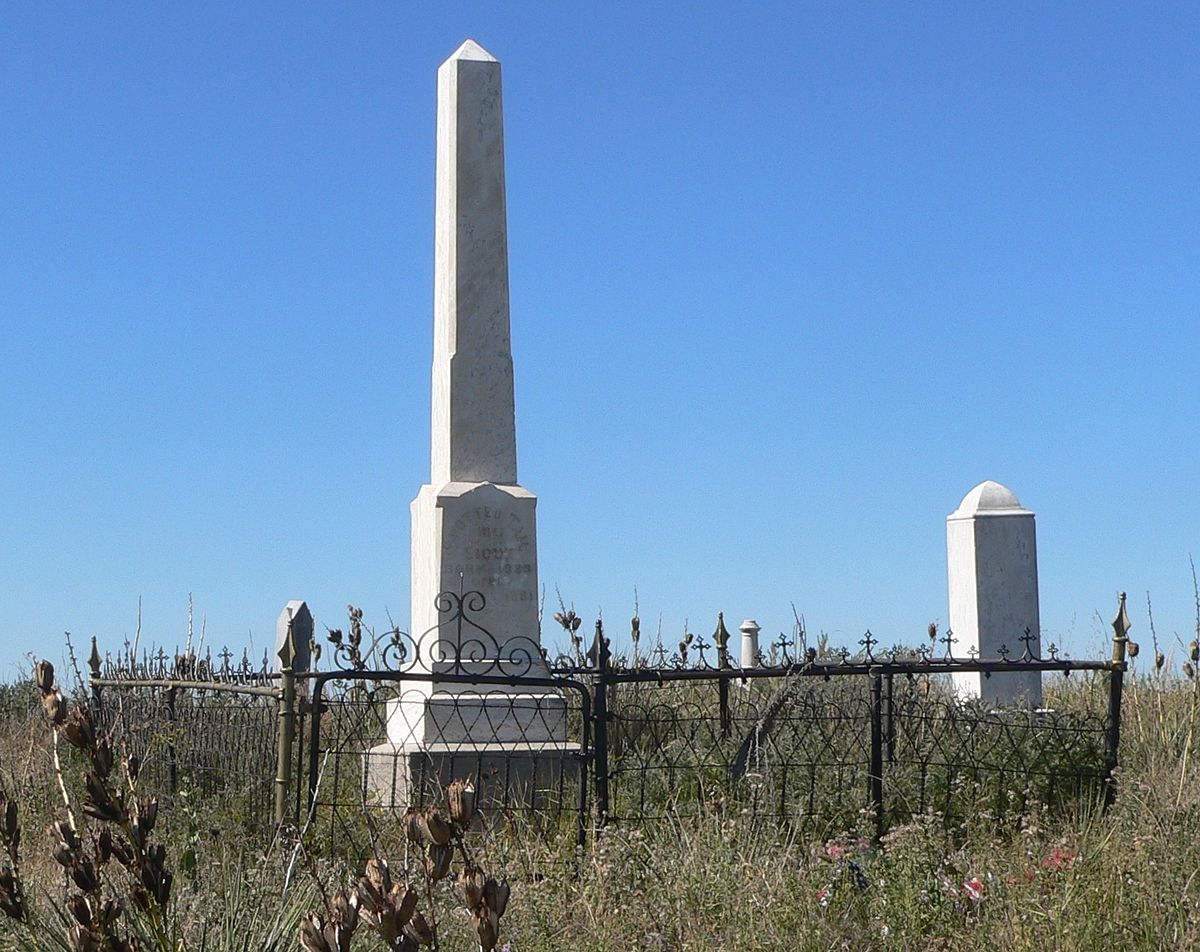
[{"x1": 90, "y1": 677, "x2": 277, "y2": 697}]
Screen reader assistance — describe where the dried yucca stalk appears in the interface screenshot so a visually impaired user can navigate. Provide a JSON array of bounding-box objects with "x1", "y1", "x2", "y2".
[
  {"x1": 0, "y1": 789, "x2": 26, "y2": 923},
  {"x1": 28, "y1": 659, "x2": 175, "y2": 951}
]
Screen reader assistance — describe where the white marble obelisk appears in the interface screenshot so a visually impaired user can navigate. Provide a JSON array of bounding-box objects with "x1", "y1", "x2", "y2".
[
  {"x1": 368, "y1": 42, "x2": 567, "y2": 807},
  {"x1": 366, "y1": 41, "x2": 568, "y2": 804},
  {"x1": 409, "y1": 39, "x2": 542, "y2": 666},
  {"x1": 947, "y1": 480, "x2": 1043, "y2": 707}
]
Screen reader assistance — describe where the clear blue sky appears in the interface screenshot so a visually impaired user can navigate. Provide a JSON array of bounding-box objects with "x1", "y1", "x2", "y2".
[{"x1": 2, "y1": 2, "x2": 1197, "y2": 677}]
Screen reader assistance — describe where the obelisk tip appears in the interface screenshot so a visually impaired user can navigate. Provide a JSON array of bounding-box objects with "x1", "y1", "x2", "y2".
[{"x1": 446, "y1": 39, "x2": 497, "y2": 64}]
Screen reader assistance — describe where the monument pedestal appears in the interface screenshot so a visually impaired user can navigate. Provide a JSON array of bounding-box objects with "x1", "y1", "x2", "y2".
[
  {"x1": 385, "y1": 686, "x2": 566, "y2": 745},
  {"x1": 364, "y1": 740, "x2": 579, "y2": 812},
  {"x1": 410, "y1": 481, "x2": 541, "y2": 661},
  {"x1": 383, "y1": 477, "x2": 560, "y2": 804},
  {"x1": 366, "y1": 680, "x2": 570, "y2": 811}
]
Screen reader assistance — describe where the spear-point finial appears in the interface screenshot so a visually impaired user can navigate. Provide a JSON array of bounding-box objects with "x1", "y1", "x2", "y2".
[
  {"x1": 1112, "y1": 591, "x2": 1131, "y2": 663},
  {"x1": 277, "y1": 608, "x2": 295, "y2": 671},
  {"x1": 88, "y1": 636, "x2": 102, "y2": 680},
  {"x1": 713, "y1": 612, "x2": 731, "y2": 667}
]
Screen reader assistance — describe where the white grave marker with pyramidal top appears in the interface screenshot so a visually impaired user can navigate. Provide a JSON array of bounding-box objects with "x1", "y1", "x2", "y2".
[{"x1": 947, "y1": 480, "x2": 1043, "y2": 707}]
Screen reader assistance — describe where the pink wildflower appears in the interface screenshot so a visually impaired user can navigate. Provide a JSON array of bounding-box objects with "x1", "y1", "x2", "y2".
[
  {"x1": 1041, "y1": 848, "x2": 1076, "y2": 872},
  {"x1": 962, "y1": 877, "x2": 984, "y2": 902},
  {"x1": 825, "y1": 842, "x2": 846, "y2": 859}
]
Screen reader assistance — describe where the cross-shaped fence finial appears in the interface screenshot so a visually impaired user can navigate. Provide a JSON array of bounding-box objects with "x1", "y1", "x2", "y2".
[{"x1": 859, "y1": 630, "x2": 877, "y2": 661}]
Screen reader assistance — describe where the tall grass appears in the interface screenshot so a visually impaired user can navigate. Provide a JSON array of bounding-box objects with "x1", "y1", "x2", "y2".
[{"x1": 4, "y1": 662, "x2": 1200, "y2": 949}]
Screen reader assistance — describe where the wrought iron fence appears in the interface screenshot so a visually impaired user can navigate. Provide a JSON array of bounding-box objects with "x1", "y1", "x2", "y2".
[
  {"x1": 567, "y1": 610, "x2": 1127, "y2": 839},
  {"x1": 88, "y1": 640, "x2": 288, "y2": 831},
  {"x1": 85, "y1": 591, "x2": 1132, "y2": 850}
]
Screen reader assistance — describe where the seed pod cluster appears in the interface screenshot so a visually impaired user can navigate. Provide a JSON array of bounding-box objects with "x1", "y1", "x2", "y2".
[
  {"x1": 404, "y1": 780, "x2": 478, "y2": 884},
  {"x1": 300, "y1": 888, "x2": 360, "y2": 952},
  {"x1": 424, "y1": 843, "x2": 453, "y2": 881},
  {"x1": 446, "y1": 778, "x2": 476, "y2": 826},
  {"x1": 404, "y1": 806, "x2": 453, "y2": 851},
  {"x1": 458, "y1": 864, "x2": 510, "y2": 952},
  {"x1": 352, "y1": 858, "x2": 427, "y2": 951},
  {"x1": 302, "y1": 776, "x2": 501, "y2": 951},
  {"x1": 60, "y1": 706, "x2": 117, "y2": 783}
]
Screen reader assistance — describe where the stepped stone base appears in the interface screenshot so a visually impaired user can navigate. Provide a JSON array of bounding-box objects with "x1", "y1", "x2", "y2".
[
  {"x1": 363, "y1": 741, "x2": 579, "y2": 811},
  {"x1": 385, "y1": 691, "x2": 567, "y2": 746}
]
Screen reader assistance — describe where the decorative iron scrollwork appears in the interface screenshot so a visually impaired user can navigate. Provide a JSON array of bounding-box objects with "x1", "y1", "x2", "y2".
[{"x1": 322, "y1": 591, "x2": 547, "y2": 678}]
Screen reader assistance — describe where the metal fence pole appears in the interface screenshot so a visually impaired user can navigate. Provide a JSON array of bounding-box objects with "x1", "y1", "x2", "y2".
[
  {"x1": 592, "y1": 621, "x2": 611, "y2": 827},
  {"x1": 869, "y1": 667, "x2": 884, "y2": 840},
  {"x1": 306, "y1": 678, "x2": 325, "y2": 819},
  {"x1": 165, "y1": 686, "x2": 178, "y2": 793},
  {"x1": 88, "y1": 636, "x2": 103, "y2": 712},
  {"x1": 274, "y1": 615, "x2": 298, "y2": 827},
  {"x1": 1104, "y1": 592, "x2": 1130, "y2": 809},
  {"x1": 884, "y1": 672, "x2": 895, "y2": 764},
  {"x1": 714, "y1": 614, "x2": 731, "y2": 738},
  {"x1": 576, "y1": 683, "x2": 592, "y2": 849},
  {"x1": 718, "y1": 675, "x2": 731, "y2": 740}
]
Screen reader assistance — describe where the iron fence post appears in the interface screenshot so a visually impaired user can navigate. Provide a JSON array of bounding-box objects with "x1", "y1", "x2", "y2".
[
  {"x1": 87, "y1": 636, "x2": 103, "y2": 711},
  {"x1": 307, "y1": 677, "x2": 325, "y2": 819},
  {"x1": 592, "y1": 620, "x2": 611, "y2": 828},
  {"x1": 715, "y1": 614, "x2": 731, "y2": 738},
  {"x1": 1104, "y1": 592, "x2": 1130, "y2": 809},
  {"x1": 165, "y1": 686, "x2": 178, "y2": 793},
  {"x1": 274, "y1": 615, "x2": 298, "y2": 827},
  {"x1": 718, "y1": 677, "x2": 731, "y2": 739},
  {"x1": 293, "y1": 681, "x2": 308, "y2": 825},
  {"x1": 869, "y1": 667, "x2": 884, "y2": 841},
  {"x1": 884, "y1": 672, "x2": 895, "y2": 764},
  {"x1": 576, "y1": 683, "x2": 592, "y2": 849}
]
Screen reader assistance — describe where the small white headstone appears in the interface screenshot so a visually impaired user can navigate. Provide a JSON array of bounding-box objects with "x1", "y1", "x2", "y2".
[{"x1": 946, "y1": 481, "x2": 1042, "y2": 706}]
